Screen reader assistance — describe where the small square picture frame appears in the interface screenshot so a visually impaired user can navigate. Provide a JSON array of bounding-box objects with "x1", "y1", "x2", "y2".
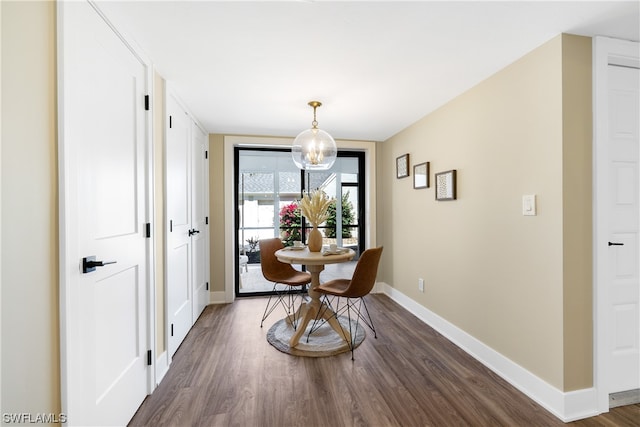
[
  {"x1": 435, "y1": 170, "x2": 457, "y2": 201},
  {"x1": 413, "y1": 162, "x2": 429, "y2": 189},
  {"x1": 396, "y1": 154, "x2": 410, "y2": 179}
]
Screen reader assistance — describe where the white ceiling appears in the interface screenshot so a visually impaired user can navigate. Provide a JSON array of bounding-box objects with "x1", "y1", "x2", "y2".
[{"x1": 95, "y1": 1, "x2": 640, "y2": 142}]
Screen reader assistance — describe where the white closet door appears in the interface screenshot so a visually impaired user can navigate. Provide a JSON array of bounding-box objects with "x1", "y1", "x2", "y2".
[
  {"x1": 165, "y1": 92, "x2": 193, "y2": 357},
  {"x1": 605, "y1": 64, "x2": 639, "y2": 395},
  {"x1": 191, "y1": 121, "x2": 210, "y2": 321}
]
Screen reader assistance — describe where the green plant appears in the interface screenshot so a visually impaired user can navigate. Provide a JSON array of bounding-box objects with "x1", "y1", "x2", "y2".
[
  {"x1": 245, "y1": 236, "x2": 260, "y2": 253},
  {"x1": 325, "y1": 192, "x2": 354, "y2": 238}
]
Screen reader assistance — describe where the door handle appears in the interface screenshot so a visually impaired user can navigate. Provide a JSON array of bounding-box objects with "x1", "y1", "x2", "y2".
[
  {"x1": 82, "y1": 256, "x2": 117, "y2": 274},
  {"x1": 188, "y1": 229, "x2": 200, "y2": 236},
  {"x1": 608, "y1": 242, "x2": 624, "y2": 246}
]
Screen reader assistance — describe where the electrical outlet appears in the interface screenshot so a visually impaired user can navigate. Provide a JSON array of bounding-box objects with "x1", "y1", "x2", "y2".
[{"x1": 418, "y1": 278, "x2": 424, "y2": 292}]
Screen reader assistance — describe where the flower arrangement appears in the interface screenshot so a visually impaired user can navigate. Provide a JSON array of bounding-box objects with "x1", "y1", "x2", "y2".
[
  {"x1": 300, "y1": 190, "x2": 331, "y2": 227},
  {"x1": 279, "y1": 201, "x2": 301, "y2": 245}
]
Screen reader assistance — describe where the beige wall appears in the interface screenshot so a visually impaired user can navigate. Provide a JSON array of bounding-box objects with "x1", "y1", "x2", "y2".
[
  {"x1": 1, "y1": 0, "x2": 61, "y2": 419},
  {"x1": 380, "y1": 34, "x2": 592, "y2": 391},
  {"x1": 209, "y1": 134, "x2": 226, "y2": 293},
  {"x1": 561, "y1": 35, "x2": 593, "y2": 390}
]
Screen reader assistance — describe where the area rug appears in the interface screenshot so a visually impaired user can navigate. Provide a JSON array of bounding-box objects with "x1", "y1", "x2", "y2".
[{"x1": 267, "y1": 316, "x2": 366, "y2": 357}]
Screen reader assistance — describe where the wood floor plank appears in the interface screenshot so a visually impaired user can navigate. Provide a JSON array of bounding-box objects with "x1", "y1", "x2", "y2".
[{"x1": 129, "y1": 295, "x2": 639, "y2": 426}]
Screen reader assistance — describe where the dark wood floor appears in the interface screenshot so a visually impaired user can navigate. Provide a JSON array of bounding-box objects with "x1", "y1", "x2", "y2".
[{"x1": 129, "y1": 295, "x2": 639, "y2": 426}]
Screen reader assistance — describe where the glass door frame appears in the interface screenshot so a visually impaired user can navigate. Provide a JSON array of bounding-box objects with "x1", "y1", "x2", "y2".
[{"x1": 234, "y1": 147, "x2": 365, "y2": 297}]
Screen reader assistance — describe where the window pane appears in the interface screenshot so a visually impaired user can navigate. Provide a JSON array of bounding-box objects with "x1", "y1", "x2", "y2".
[{"x1": 279, "y1": 171, "x2": 300, "y2": 196}]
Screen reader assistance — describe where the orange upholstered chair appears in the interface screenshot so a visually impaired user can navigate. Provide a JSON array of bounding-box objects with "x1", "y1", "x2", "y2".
[
  {"x1": 312, "y1": 246, "x2": 383, "y2": 359},
  {"x1": 259, "y1": 238, "x2": 312, "y2": 329}
]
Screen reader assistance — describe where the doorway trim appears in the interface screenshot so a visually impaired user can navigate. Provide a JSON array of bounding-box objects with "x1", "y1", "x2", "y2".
[
  {"x1": 593, "y1": 36, "x2": 640, "y2": 414},
  {"x1": 222, "y1": 135, "x2": 377, "y2": 303}
]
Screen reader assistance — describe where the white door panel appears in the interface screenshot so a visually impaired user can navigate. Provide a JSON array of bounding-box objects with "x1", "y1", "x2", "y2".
[
  {"x1": 168, "y1": 242, "x2": 191, "y2": 353},
  {"x1": 606, "y1": 64, "x2": 639, "y2": 395},
  {"x1": 59, "y1": 1, "x2": 149, "y2": 425},
  {"x1": 94, "y1": 267, "x2": 140, "y2": 401},
  {"x1": 166, "y1": 108, "x2": 190, "y2": 228},
  {"x1": 192, "y1": 236, "x2": 208, "y2": 320},
  {"x1": 191, "y1": 122, "x2": 209, "y2": 320},
  {"x1": 166, "y1": 93, "x2": 193, "y2": 356}
]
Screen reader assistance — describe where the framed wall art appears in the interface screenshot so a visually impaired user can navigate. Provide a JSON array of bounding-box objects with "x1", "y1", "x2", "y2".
[
  {"x1": 435, "y1": 169, "x2": 457, "y2": 201},
  {"x1": 413, "y1": 162, "x2": 429, "y2": 189},
  {"x1": 396, "y1": 154, "x2": 410, "y2": 179}
]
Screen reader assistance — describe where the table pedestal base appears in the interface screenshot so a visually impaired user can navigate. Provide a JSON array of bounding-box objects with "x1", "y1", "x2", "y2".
[{"x1": 288, "y1": 264, "x2": 351, "y2": 348}]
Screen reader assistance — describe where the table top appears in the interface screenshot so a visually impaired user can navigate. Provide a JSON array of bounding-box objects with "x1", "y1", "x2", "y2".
[{"x1": 275, "y1": 247, "x2": 355, "y2": 266}]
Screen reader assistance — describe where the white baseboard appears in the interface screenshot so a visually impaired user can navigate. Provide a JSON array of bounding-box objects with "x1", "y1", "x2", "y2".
[
  {"x1": 209, "y1": 291, "x2": 227, "y2": 304},
  {"x1": 379, "y1": 282, "x2": 600, "y2": 422},
  {"x1": 154, "y1": 350, "x2": 170, "y2": 387},
  {"x1": 563, "y1": 388, "x2": 599, "y2": 422}
]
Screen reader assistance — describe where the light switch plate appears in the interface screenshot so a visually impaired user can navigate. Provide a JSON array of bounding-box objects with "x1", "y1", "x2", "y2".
[{"x1": 522, "y1": 194, "x2": 536, "y2": 216}]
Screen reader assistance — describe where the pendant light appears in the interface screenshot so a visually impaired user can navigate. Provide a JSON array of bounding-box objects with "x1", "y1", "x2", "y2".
[{"x1": 291, "y1": 101, "x2": 337, "y2": 170}]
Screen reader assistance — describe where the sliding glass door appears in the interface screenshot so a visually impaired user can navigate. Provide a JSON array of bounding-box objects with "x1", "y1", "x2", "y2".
[{"x1": 235, "y1": 147, "x2": 364, "y2": 296}]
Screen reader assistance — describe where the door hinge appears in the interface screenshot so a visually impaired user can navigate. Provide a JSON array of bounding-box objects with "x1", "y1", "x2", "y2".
[
  {"x1": 171, "y1": 323, "x2": 174, "y2": 337},
  {"x1": 169, "y1": 220, "x2": 173, "y2": 232},
  {"x1": 144, "y1": 95, "x2": 150, "y2": 111},
  {"x1": 147, "y1": 350, "x2": 152, "y2": 366},
  {"x1": 205, "y1": 150, "x2": 208, "y2": 159},
  {"x1": 205, "y1": 216, "x2": 209, "y2": 225},
  {"x1": 206, "y1": 282, "x2": 209, "y2": 291},
  {"x1": 169, "y1": 115, "x2": 172, "y2": 129},
  {"x1": 145, "y1": 222, "x2": 151, "y2": 238}
]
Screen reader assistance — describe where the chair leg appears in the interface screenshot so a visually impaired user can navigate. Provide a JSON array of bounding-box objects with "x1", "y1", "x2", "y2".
[
  {"x1": 340, "y1": 297, "x2": 374, "y2": 360},
  {"x1": 308, "y1": 296, "x2": 358, "y2": 359},
  {"x1": 285, "y1": 291, "x2": 302, "y2": 329},
  {"x1": 260, "y1": 284, "x2": 303, "y2": 329},
  {"x1": 260, "y1": 284, "x2": 279, "y2": 328},
  {"x1": 306, "y1": 295, "x2": 334, "y2": 342},
  {"x1": 306, "y1": 295, "x2": 376, "y2": 360},
  {"x1": 345, "y1": 300, "x2": 355, "y2": 360},
  {"x1": 357, "y1": 297, "x2": 377, "y2": 338}
]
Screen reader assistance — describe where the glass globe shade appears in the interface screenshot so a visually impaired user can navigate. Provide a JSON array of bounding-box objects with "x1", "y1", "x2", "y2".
[{"x1": 291, "y1": 127, "x2": 337, "y2": 170}]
